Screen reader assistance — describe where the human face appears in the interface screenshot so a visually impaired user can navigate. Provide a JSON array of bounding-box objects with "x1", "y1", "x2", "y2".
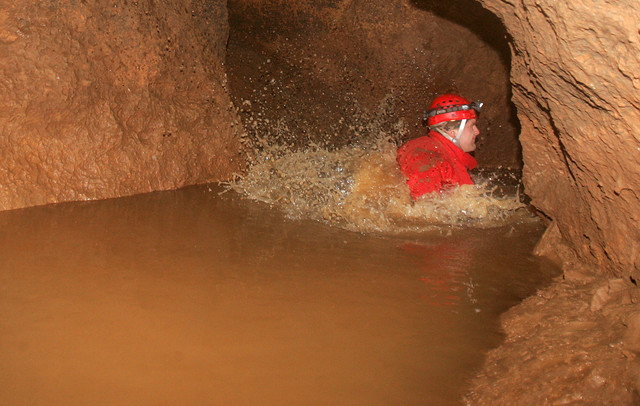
[{"x1": 456, "y1": 119, "x2": 480, "y2": 152}]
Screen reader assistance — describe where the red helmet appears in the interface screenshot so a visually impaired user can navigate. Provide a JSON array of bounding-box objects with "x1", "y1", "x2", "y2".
[{"x1": 425, "y1": 94, "x2": 482, "y2": 126}]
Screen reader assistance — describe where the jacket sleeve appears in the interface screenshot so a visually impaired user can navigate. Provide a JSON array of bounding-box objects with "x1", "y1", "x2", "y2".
[{"x1": 397, "y1": 145, "x2": 455, "y2": 199}]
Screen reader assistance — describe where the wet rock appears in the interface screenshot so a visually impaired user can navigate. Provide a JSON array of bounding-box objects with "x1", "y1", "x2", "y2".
[
  {"x1": 591, "y1": 279, "x2": 640, "y2": 312},
  {"x1": 591, "y1": 284, "x2": 613, "y2": 312},
  {"x1": 623, "y1": 312, "x2": 640, "y2": 353},
  {"x1": 479, "y1": 0, "x2": 640, "y2": 283},
  {"x1": 564, "y1": 266, "x2": 597, "y2": 284},
  {"x1": 0, "y1": 0, "x2": 242, "y2": 211},
  {"x1": 465, "y1": 1, "x2": 640, "y2": 398},
  {"x1": 465, "y1": 277, "x2": 640, "y2": 405}
]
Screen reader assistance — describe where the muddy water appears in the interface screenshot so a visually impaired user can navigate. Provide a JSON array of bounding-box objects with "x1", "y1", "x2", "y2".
[{"x1": 0, "y1": 185, "x2": 558, "y2": 405}]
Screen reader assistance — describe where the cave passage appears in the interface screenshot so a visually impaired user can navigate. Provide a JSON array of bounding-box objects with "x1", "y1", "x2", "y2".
[
  {"x1": 226, "y1": 0, "x2": 522, "y2": 170},
  {"x1": 2, "y1": 0, "x2": 636, "y2": 403},
  {"x1": 223, "y1": 0, "x2": 530, "y2": 235}
]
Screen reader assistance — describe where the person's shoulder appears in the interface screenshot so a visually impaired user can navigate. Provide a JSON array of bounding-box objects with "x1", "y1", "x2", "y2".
[{"x1": 400, "y1": 135, "x2": 436, "y2": 150}]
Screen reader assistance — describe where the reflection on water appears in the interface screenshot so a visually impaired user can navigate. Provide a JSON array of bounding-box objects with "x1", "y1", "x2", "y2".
[{"x1": 0, "y1": 185, "x2": 559, "y2": 405}]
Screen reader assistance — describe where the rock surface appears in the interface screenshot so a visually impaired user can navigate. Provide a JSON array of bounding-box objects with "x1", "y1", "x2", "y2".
[
  {"x1": 0, "y1": 0, "x2": 242, "y2": 211},
  {"x1": 479, "y1": 0, "x2": 640, "y2": 281},
  {"x1": 465, "y1": 275, "x2": 640, "y2": 405},
  {"x1": 466, "y1": 1, "x2": 640, "y2": 402}
]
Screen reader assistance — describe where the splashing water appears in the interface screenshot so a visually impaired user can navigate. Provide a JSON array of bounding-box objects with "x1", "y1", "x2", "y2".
[
  {"x1": 228, "y1": 90, "x2": 531, "y2": 234},
  {"x1": 227, "y1": 131, "x2": 533, "y2": 234}
]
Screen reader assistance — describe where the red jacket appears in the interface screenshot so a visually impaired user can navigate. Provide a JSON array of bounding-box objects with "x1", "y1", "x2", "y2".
[{"x1": 397, "y1": 131, "x2": 477, "y2": 199}]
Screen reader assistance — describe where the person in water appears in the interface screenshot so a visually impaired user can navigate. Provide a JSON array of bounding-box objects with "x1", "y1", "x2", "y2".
[{"x1": 397, "y1": 93, "x2": 483, "y2": 199}]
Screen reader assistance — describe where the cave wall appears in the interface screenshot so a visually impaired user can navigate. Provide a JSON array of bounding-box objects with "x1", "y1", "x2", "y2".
[
  {"x1": 476, "y1": 0, "x2": 640, "y2": 280},
  {"x1": 0, "y1": 0, "x2": 242, "y2": 211},
  {"x1": 226, "y1": 0, "x2": 520, "y2": 169}
]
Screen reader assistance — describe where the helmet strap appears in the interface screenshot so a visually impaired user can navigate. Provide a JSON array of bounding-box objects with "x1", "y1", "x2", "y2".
[
  {"x1": 434, "y1": 119, "x2": 466, "y2": 150},
  {"x1": 454, "y1": 119, "x2": 467, "y2": 145},
  {"x1": 434, "y1": 128, "x2": 456, "y2": 144}
]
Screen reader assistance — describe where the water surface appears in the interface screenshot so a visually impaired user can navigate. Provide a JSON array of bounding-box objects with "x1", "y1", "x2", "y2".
[{"x1": 0, "y1": 185, "x2": 558, "y2": 405}]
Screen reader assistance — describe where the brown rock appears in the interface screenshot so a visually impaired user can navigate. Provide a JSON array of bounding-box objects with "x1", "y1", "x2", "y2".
[
  {"x1": 479, "y1": 0, "x2": 640, "y2": 282},
  {"x1": 591, "y1": 278, "x2": 639, "y2": 311},
  {"x1": 0, "y1": 0, "x2": 242, "y2": 211},
  {"x1": 591, "y1": 284, "x2": 613, "y2": 312},
  {"x1": 623, "y1": 312, "x2": 640, "y2": 353}
]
